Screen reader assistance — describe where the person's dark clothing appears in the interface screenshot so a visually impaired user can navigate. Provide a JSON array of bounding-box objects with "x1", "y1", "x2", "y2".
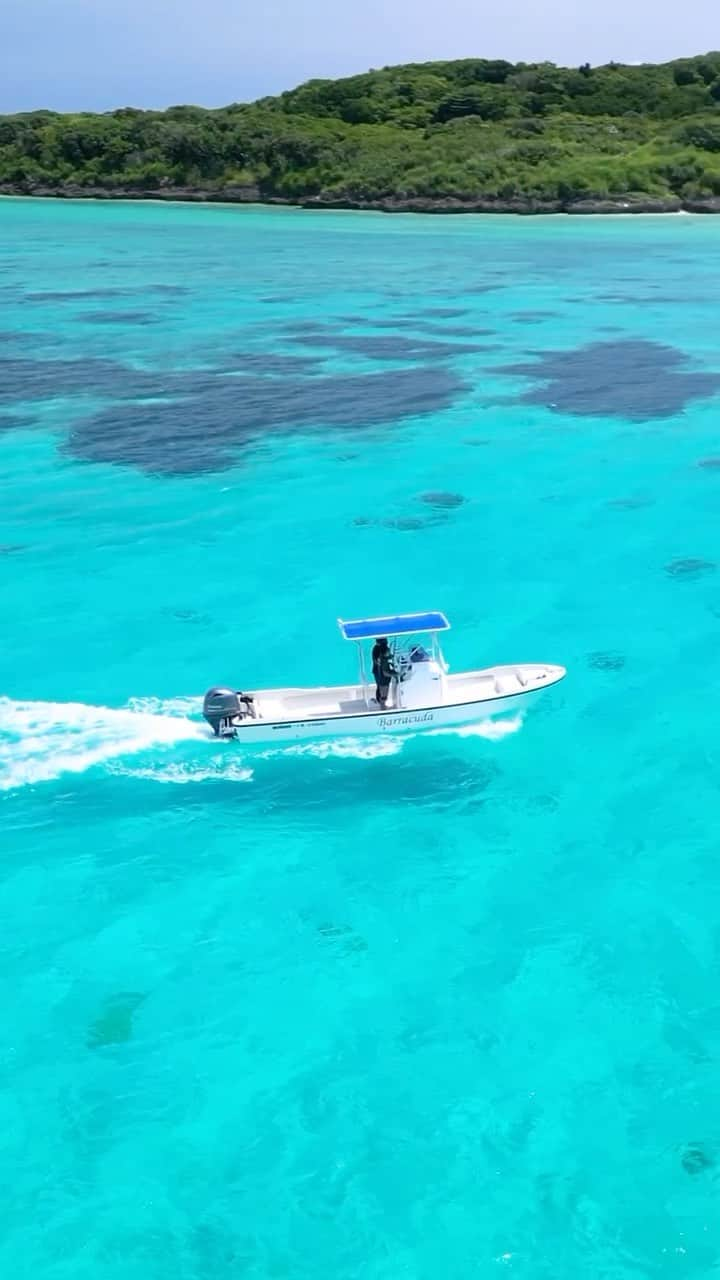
[{"x1": 372, "y1": 641, "x2": 394, "y2": 706}]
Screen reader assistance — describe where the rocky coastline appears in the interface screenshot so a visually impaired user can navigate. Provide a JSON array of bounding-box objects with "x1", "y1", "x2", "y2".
[{"x1": 2, "y1": 181, "x2": 720, "y2": 215}]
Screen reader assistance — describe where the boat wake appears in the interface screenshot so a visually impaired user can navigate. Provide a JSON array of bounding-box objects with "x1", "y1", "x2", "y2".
[
  {"x1": 107, "y1": 758, "x2": 254, "y2": 784},
  {"x1": 259, "y1": 714, "x2": 524, "y2": 761},
  {"x1": 428, "y1": 716, "x2": 523, "y2": 741},
  {"x1": 0, "y1": 695, "x2": 208, "y2": 791},
  {"x1": 0, "y1": 695, "x2": 524, "y2": 791}
]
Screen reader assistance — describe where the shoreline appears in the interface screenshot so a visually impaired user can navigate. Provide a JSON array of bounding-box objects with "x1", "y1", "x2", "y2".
[{"x1": 2, "y1": 184, "x2": 720, "y2": 216}]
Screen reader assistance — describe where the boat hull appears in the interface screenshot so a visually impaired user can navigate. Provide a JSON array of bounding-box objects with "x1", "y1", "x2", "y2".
[{"x1": 226, "y1": 681, "x2": 552, "y2": 746}]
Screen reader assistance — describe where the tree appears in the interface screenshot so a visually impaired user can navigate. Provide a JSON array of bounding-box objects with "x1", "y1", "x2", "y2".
[
  {"x1": 434, "y1": 86, "x2": 508, "y2": 122},
  {"x1": 681, "y1": 122, "x2": 720, "y2": 151},
  {"x1": 673, "y1": 68, "x2": 696, "y2": 86}
]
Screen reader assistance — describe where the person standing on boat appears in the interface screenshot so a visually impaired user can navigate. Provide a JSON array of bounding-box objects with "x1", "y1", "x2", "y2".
[{"x1": 372, "y1": 637, "x2": 395, "y2": 708}]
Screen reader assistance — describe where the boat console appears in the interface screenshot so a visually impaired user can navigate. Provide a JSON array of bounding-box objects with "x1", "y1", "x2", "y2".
[{"x1": 392, "y1": 643, "x2": 445, "y2": 709}]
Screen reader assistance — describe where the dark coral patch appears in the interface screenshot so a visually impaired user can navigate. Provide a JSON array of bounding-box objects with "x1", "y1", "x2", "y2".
[
  {"x1": 0, "y1": 412, "x2": 33, "y2": 432},
  {"x1": 282, "y1": 320, "x2": 330, "y2": 335},
  {"x1": 27, "y1": 288, "x2": 133, "y2": 302},
  {"x1": 163, "y1": 607, "x2": 210, "y2": 624},
  {"x1": 464, "y1": 284, "x2": 503, "y2": 295},
  {"x1": 383, "y1": 517, "x2": 428, "y2": 531},
  {"x1": 336, "y1": 315, "x2": 490, "y2": 339},
  {"x1": 27, "y1": 284, "x2": 188, "y2": 302},
  {"x1": 81, "y1": 310, "x2": 158, "y2": 325},
  {"x1": 681, "y1": 1143, "x2": 715, "y2": 1176},
  {"x1": 421, "y1": 307, "x2": 470, "y2": 319},
  {"x1": 286, "y1": 327, "x2": 487, "y2": 362},
  {"x1": 606, "y1": 495, "x2": 654, "y2": 510},
  {"x1": 498, "y1": 340, "x2": 720, "y2": 421},
  {"x1": 335, "y1": 307, "x2": 466, "y2": 322},
  {"x1": 665, "y1": 557, "x2": 716, "y2": 579},
  {"x1": 382, "y1": 515, "x2": 448, "y2": 530},
  {"x1": 417, "y1": 323, "x2": 495, "y2": 339},
  {"x1": 0, "y1": 351, "x2": 322, "y2": 407},
  {"x1": 316, "y1": 922, "x2": 368, "y2": 954},
  {"x1": 87, "y1": 991, "x2": 146, "y2": 1049},
  {"x1": 0, "y1": 354, "x2": 191, "y2": 405},
  {"x1": 336, "y1": 315, "x2": 403, "y2": 330},
  {"x1": 419, "y1": 491, "x2": 466, "y2": 509},
  {"x1": 511, "y1": 310, "x2": 558, "y2": 322},
  {"x1": 598, "y1": 291, "x2": 716, "y2": 306},
  {"x1": 222, "y1": 353, "x2": 322, "y2": 376},
  {"x1": 66, "y1": 365, "x2": 465, "y2": 475},
  {"x1": 697, "y1": 458, "x2": 720, "y2": 470},
  {"x1": 355, "y1": 513, "x2": 446, "y2": 531},
  {"x1": 588, "y1": 651, "x2": 626, "y2": 671},
  {"x1": 0, "y1": 330, "x2": 47, "y2": 347},
  {"x1": 0, "y1": 351, "x2": 465, "y2": 475}
]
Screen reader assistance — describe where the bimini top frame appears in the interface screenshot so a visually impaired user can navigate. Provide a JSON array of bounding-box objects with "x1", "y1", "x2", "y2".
[{"x1": 338, "y1": 612, "x2": 450, "y2": 642}]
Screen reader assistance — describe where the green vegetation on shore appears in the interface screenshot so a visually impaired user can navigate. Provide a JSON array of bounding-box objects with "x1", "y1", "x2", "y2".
[{"x1": 3, "y1": 54, "x2": 720, "y2": 209}]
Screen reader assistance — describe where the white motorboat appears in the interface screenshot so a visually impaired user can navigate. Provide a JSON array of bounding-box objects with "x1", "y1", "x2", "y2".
[{"x1": 201, "y1": 612, "x2": 565, "y2": 744}]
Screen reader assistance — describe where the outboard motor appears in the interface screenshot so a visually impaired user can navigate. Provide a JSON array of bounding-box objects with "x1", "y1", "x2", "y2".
[{"x1": 202, "y1": 687, "x2": 254, "y2": 737}]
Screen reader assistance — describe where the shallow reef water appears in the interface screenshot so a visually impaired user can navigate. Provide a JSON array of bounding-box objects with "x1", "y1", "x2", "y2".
[{"x1": 3, "y1": 201, "x2": 720, "y2": 1278}]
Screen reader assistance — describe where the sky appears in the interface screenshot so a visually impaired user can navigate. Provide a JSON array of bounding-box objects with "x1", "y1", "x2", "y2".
[{"x1": 1, "y1": 0, "x2": 718, "y2": 113}]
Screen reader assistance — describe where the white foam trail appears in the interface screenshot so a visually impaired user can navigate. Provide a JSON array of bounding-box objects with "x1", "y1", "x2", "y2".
[
  {"x1": 260, "y1": 714, "x2": 524, "y2": 761},
  {"x1": 107, "y1": 760, "x2": 253, "y2": 784},
  {"x1": 428, "y1": 714, "x2": 524, "y2": 741},
  {"x1": 0, "y1": 696, "x2": 206, "y2": 791},
  {"x1": 261, "y1": 736, "x2": 406, "y2": 761},
  {"x1": 125, "y1": 694, "x2": 203, "y2": 717}
]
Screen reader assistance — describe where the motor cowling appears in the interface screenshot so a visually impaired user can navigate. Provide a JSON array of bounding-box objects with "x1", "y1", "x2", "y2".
[{"x1": 203, "y1": 687, "x2": 252, "y2": 737}]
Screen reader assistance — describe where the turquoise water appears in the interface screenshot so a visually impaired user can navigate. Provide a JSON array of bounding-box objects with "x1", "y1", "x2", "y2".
[{"x1": 3, "y1": 199, "x2": 720, "y2": 1276}]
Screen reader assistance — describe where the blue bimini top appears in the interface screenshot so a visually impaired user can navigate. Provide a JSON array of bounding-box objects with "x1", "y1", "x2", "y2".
[{"x1": 338, "y1": 612, "x2": 450, "y2": 641}]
